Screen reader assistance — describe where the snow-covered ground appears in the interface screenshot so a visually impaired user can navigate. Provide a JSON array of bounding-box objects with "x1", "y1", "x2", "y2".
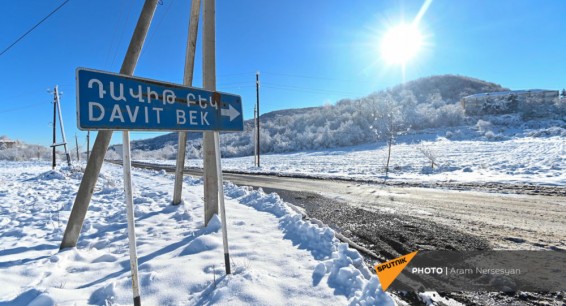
[
  {"x1": 171, "y1": 126, "x2": 566, "y2": 186},
  {"x1": 2, "y1": 121, "x2": 563, "y2": 305},
  {"x1": 0, "y1": 161, "x2": 396, "y2": 305}
]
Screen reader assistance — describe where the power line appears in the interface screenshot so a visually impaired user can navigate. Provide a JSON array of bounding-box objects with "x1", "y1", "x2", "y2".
[
  {"x1": 0, "y1": 102, "x2": 46, "y2": 114},
  {"x1": 262, "y1": 71, "x2": 377, "y2": 84},
  {"x1": 218, "y1": 72, "x2": 256, "y2": 77},
  {"x1": 262, "y1": 82, "x2": 359, "y2": 96},
  {"x1": 263, "y1": 71, "x2": 343, "y2": 81},
  {"x1": 104, "y1": 0, "x2": 131, "y2": 68},
  {"x1": 0, "y1": 0, "x2": 71, "y2": 57},
  {"x1": 142, "y1": 0, "x2": 176, "y2": 58},
  {"x1": 109, "y1": 0, "x2": 138, "y2": 69}
]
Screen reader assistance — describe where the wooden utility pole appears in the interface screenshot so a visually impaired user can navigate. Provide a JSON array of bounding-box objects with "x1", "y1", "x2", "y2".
[
  {"x1": 253, "y1": 105, "x2": 257, "y2": 165},
  {"x1": 61, "y1": 2, "x2": 159, "y2": 305},
  {"x1": 202, "y1": 0, "x2": 230, "y2": 274},
  {"x1": 52, "y1": 92, "x2": 57, "y2": 169},
  {"x1": 54, "y1": 86, "x2": 71, "y2": 166},
  {"x1": 173, "y1": 0, "x2": 201, "y2": 206},
  {"x1": 75, "y1": 134, "x2": 80, "y2": 161},
  {"x1": 202, "y1": 0, "x2": 219, "y2": 225},
  {"x1": 256, "y1": 71, "x2": 260, "y2": 167},
  {"x1": 60, "y1": 0, "x2": 159, "y2": 252},
  {"x1": 86, "y1": 131, "x2": 90, "y2": 160},
  {"x1": 50, "y1": 85, "x2": 71, "y2": 168}
]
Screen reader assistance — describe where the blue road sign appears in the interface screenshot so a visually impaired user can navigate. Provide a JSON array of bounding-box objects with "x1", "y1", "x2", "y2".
[{"x1": 76, "y1": 68, "x2": 243, "y2": 131}]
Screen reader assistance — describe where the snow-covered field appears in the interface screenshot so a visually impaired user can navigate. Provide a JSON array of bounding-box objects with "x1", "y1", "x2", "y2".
[
  {"x1": 173, "y1": 126, "x2": 566, "y2": 186},
  {"x1": 0, "y1": 161, "x2": 395, "y2": 305}
]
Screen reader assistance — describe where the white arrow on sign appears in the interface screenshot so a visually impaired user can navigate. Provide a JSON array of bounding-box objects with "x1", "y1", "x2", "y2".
[{"x1": 221, "y1": 104, "x2": 241, "y2": 122}]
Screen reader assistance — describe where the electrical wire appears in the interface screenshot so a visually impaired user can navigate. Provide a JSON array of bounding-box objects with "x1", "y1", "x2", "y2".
[
  {"x1": 262, "y1": 82, "x2": 358, "y2": 96},
  {"x1": 109, "y1": 0, "x2": 138, "y2": 69},
  {"x1": 262, "y1": 71, "x2": 377, "y2": 84},
  {"x1": 104, "y1": 0, "x2": 131, "y2": 68},
  {"x1": 142, "y1": 0, "x2": 176, "y2": 58},
  {"x1": 0, "y1": 0, "x2": 71, "y2": 57},
  {"x1": 0, "y1": 102, "x2": 46, "y2": 114}
]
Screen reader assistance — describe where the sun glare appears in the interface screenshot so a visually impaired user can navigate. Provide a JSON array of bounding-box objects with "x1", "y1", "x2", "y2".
[{"x1": 380, "y1": 23, "x2": 423, "y2": 65}]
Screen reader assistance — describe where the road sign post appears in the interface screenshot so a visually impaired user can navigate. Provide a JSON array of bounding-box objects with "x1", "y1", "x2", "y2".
[
  {"x1": 61, "y1": 0, "x2": 159, "y2": 251},
  {"x1": 61, "y1": 1, "x2": 160, "y2": 305},
  {"x1": 214, "y1": 131, "x2": 231, "y2": 274},
  {"x1": 122, "y1": 130, "x2": 141, "y2": 306},
  {"x1": 66, "y1": 0, "x2": 239, "y2": 302},
  {"x1": 75, "y1": 66, "x2": 242, "y2": 297}
]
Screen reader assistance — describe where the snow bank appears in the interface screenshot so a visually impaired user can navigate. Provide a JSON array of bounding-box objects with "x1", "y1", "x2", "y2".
[{"x1": 224, "y1": 182, "x2": 394, "y2": 305}]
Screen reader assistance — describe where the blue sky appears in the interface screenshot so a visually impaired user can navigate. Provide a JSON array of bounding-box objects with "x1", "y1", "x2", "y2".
[{"x1": 1, "y1": 0, "x2": 565, "y2": 147}]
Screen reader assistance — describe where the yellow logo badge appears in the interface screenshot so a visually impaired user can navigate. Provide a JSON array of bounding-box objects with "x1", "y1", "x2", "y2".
[{"x1": 374, "y1": 251, "x2": 418, "y2": 291}]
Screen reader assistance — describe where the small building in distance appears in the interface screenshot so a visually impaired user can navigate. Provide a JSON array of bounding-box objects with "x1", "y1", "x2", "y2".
[
  {"x1": 461, "y1": 89, "x2": 559, "y2": 116},
  {"x1": 0, "y1": 136, "x2": 16, "y2": 150}
]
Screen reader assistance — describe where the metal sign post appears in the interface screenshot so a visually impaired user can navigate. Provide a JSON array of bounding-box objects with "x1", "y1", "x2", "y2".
[
  {"x1": 214, "y1": 131, "x2": 231, "y2": 274},
  {"x1": 122, "y1": 131, "x2": 141, "y2": 306}
]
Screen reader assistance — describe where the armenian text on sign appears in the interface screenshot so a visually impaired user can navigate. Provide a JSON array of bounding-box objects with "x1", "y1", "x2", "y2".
[{"x1": 76, "y1": 68, "x2": 243, "y2": 131}]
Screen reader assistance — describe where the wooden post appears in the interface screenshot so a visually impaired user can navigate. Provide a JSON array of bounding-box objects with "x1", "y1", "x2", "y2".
[
  {"x1": 253, "y1": 105, "x2": 257, "y2": 166},
  {"x1": 60, "y1": 0, "x2": 159, "y2": 250},
  {"x1": 256, "y1": 72, "x2": 260, "y2": 167},
  {"x1": 86, "y1": 131, "x2": 90, "y2": 160},
  {"x1": 52, "y1": 90, "x2": 57, "y2": 169},
  {"x1": 54, "y1": 86, "x2": 71, "y2": 166},
  {"x1": 202, "y1": 0, "x2": 218, "y2": 225},
  {"x1": 75, "y1": 134, "x2": 80, "y2": 161},
  {"x1": 173, "y1": 0, "x2": 201, "y2": 205}
]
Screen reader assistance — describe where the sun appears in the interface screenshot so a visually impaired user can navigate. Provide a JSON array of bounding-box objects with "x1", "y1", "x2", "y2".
[{"x1": 380, "y1": 23, "x2": 423, "y2": 65}]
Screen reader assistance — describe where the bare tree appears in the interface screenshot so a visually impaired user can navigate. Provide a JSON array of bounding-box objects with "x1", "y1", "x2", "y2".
[
  {"x1": 369, "y1": 95, "x2": 409, "y2": 177},
  {"x1": 417, "y1": 144, "x2": 439, "y2": 169}
]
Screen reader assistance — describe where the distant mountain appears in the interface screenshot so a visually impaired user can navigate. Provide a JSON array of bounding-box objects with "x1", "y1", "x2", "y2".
[
  {"x1": 116, "y1": 75, "x2": 513, "y2": 158},
  {"x1": 383, "y1": 74, "x2": 508, "y2": 104},
  {"x1": 123, "y1": 106, "x2": 320, "y2": 152},
  {"x1": 127, "y1": 132, "x2": 201, "y2": 151}
]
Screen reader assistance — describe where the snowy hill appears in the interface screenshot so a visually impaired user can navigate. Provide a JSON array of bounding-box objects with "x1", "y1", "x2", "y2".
[
  {"x1": 121, "y1": 107, "x2": 319, "y2": 152},
  {"x1": 0, "y1": 136, "x2": 52, "y2": 161},
  {"x1": 383, "y1": 74, "x2": 508, "y2": 104},
  {"x1": 117, "y1": 74, "x2": 516, "y2": 159},
  {"x1": 141, "y1": 120, "x2": 566, "y2": 187}
]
